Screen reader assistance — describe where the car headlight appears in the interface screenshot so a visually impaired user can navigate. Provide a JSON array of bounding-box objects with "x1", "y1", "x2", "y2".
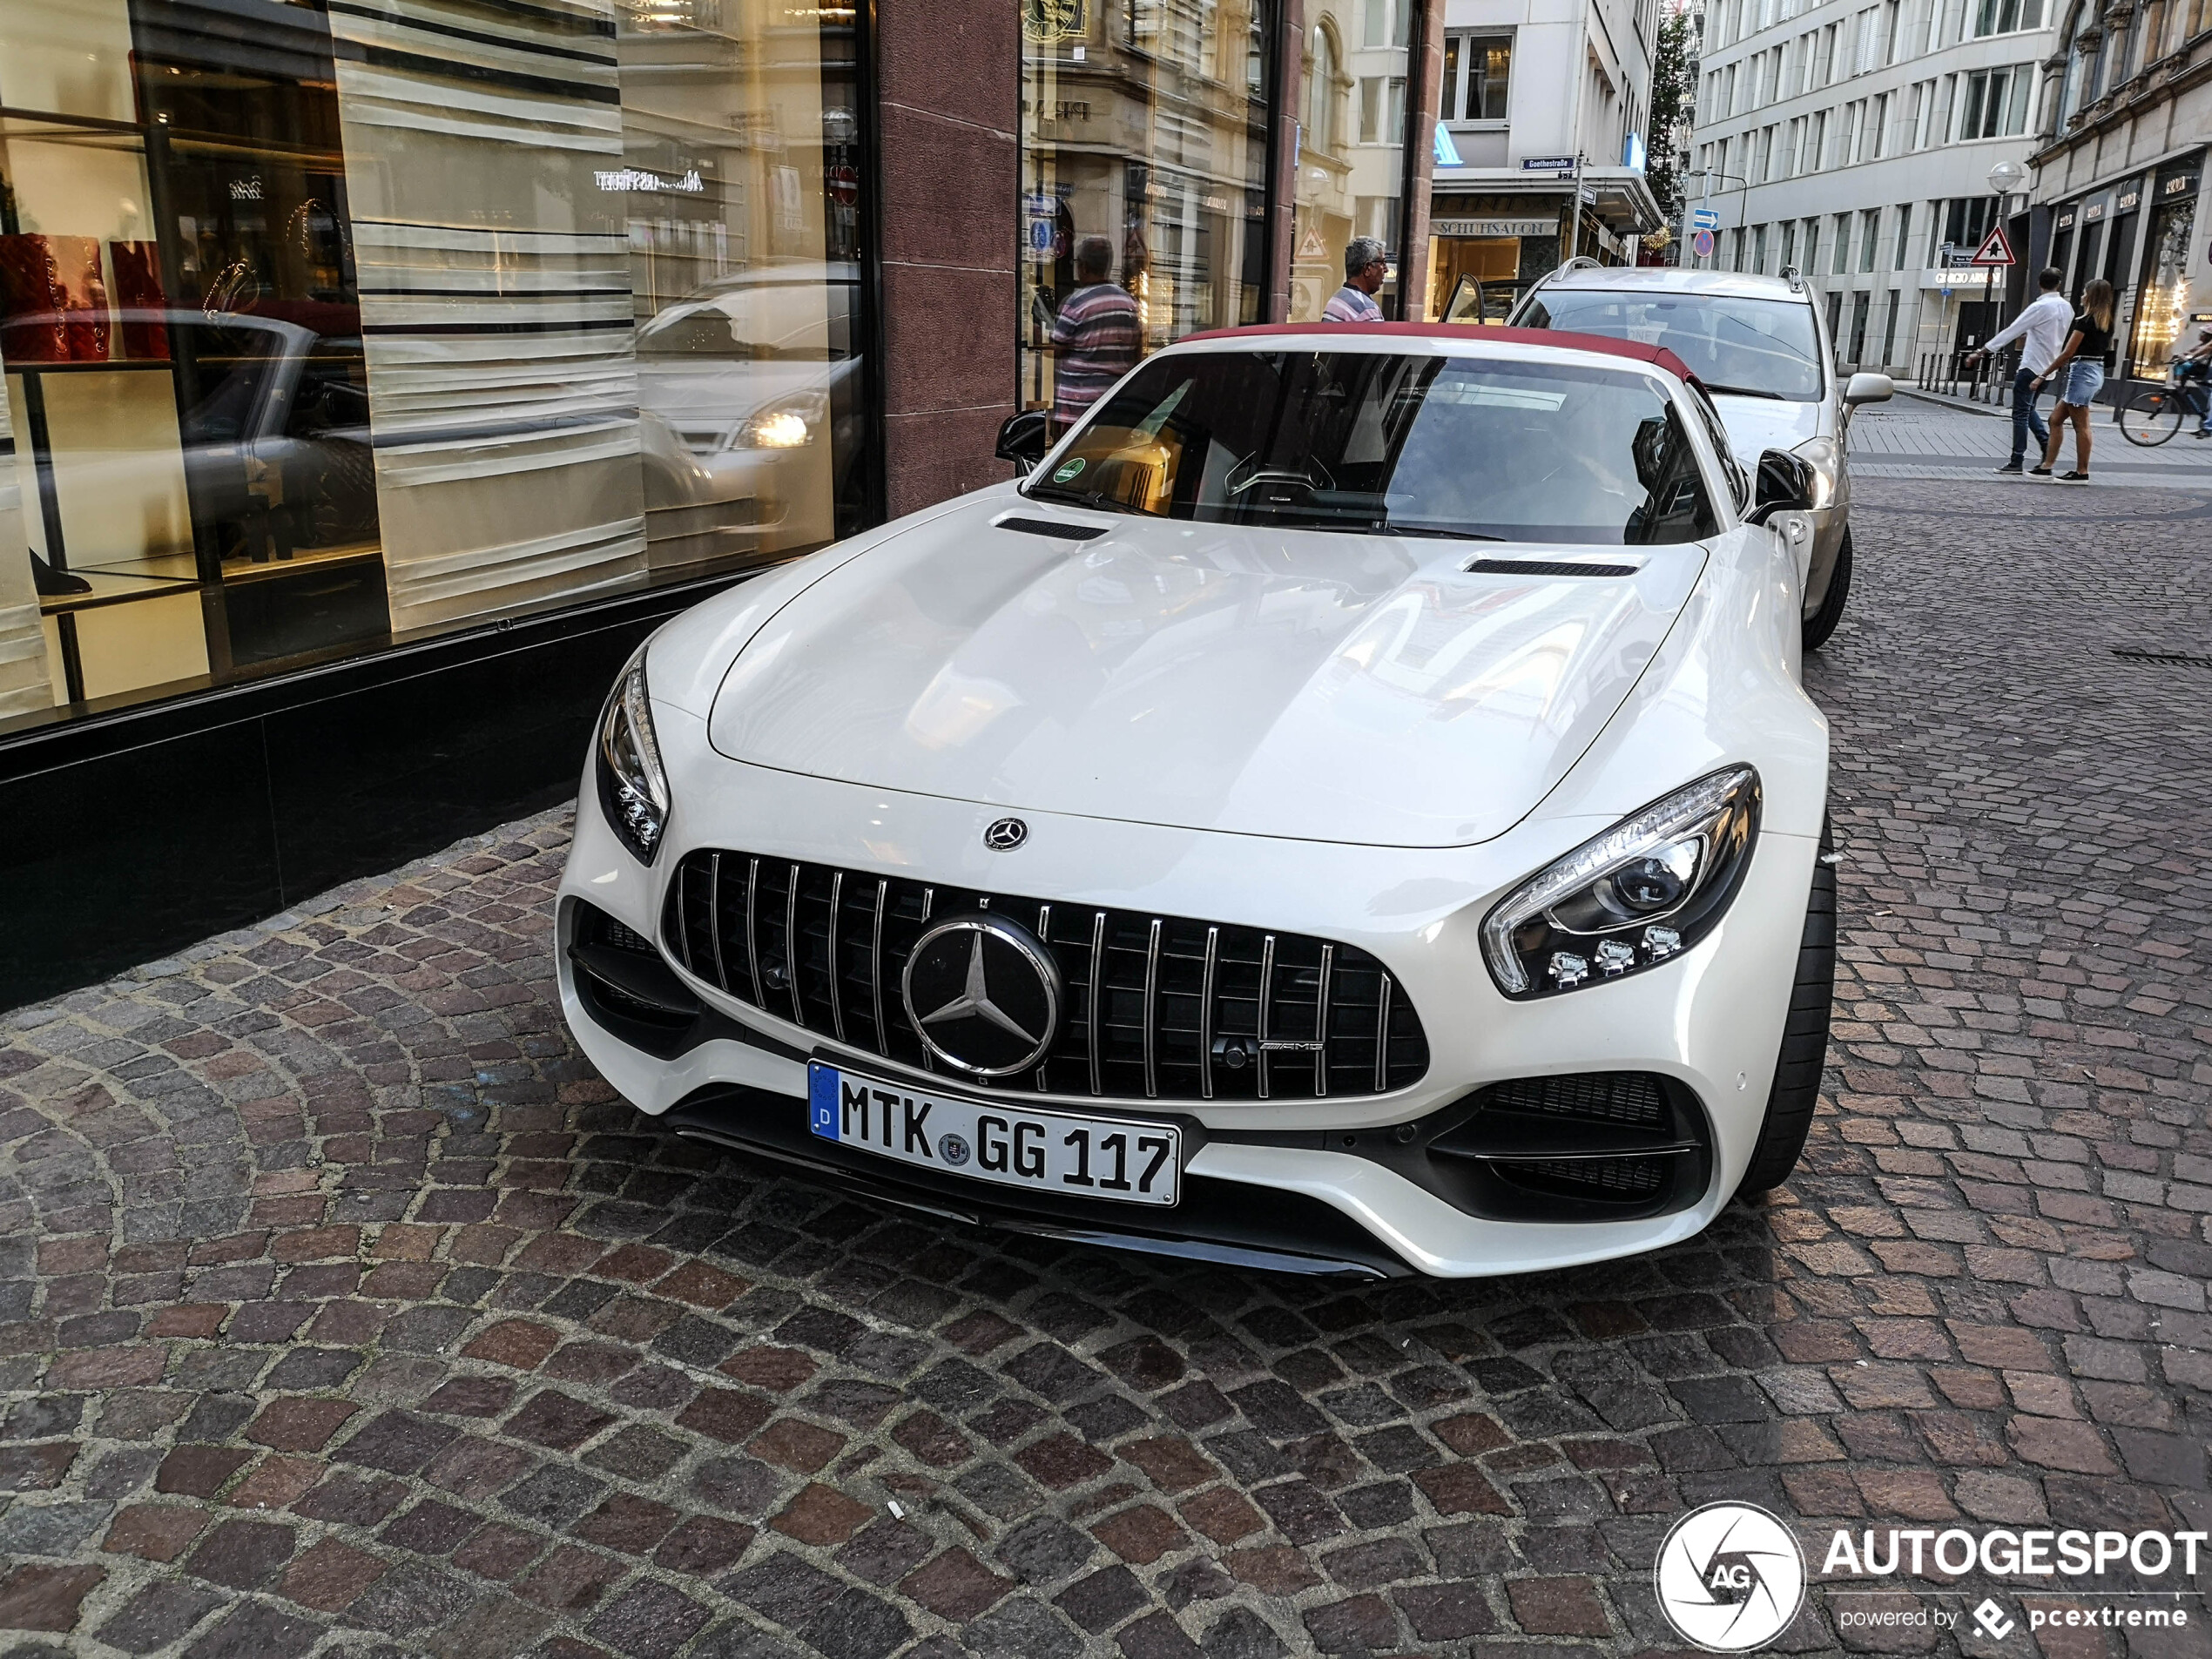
[
  {"x1": 736, "y1": 392, "x2": 827, "y2": 448},
  {"x1": 1791, "y1": 436, "x2": 1838, "y2": 509},
  {"x1": 1480, "y1": 766, "x2": 1762, "y2": 996},
  {"x1": 596, "y1": 644, "x2": 670, "y2": 865}
]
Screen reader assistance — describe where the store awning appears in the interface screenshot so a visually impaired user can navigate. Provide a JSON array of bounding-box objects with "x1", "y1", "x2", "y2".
[{"x1": 1430, "y1": 167, "x2": 1662, "y2": 236}]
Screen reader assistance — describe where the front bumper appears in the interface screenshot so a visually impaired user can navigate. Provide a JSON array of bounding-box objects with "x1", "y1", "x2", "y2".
[{"x1": 556, "y1": 732, "x2": 1822, "y2": 1279}]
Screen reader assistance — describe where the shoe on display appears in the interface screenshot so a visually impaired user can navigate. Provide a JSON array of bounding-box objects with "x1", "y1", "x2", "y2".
[{"x1": 30, "y1": 552, "x2": 91, "y2": 597}]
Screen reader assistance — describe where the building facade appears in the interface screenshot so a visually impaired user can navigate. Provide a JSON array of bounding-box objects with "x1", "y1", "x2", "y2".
[
  {"x1": 1423, "y1": 0, "x2": 1665, "y2": 318},
  {"x1": 2027, "y1": 0, "x2": 2209, "y2": 386},
  {"x1": 1684, "y1": 0, "x2": 2060, "y2": 370},
  {"x1": 0, "y1": 0, "x2": 1449, "y2": 1006}
]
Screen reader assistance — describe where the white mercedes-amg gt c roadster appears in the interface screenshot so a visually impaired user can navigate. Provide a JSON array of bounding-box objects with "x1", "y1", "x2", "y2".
[{"x1": 556, "y1": 323, "x2": 1835, "y2": 1278}]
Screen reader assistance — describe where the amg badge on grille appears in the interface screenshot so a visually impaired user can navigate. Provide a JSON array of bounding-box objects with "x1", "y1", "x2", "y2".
[{"x1": 982, "y1": 817, "x2": 1028, "y2": 851}]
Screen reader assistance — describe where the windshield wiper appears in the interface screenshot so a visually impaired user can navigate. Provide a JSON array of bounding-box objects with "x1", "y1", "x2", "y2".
[
  {"x1": 1022, "y1": 486, "x2": 1155, "y2": 516},
  {"x1": 1700, "y1": 382, "x2": 1787, "y2": 400},
  {"x1": 1370, "y1": 523, "x2": 1505, "y2": 541}
]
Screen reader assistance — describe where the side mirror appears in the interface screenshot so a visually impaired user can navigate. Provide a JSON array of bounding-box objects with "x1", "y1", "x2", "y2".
[
  {"x1": 1843, "y1": 371, "x2": 1893, "y2": 406},
  {"x1": 995, "y1": 409, "x2": 1052, "y2": 472},
  {"x1": 1746, "y1": 449, "x2": 1816, "y2": 524}
]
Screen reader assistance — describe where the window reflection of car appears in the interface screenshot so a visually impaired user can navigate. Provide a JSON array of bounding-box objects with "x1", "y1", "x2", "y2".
[
  {"x1": 631, "y1": 262, "x2": 860, "y2": 563},
  {"x1": 2, "y1": 306, "x2": 379, "y2": 567}
]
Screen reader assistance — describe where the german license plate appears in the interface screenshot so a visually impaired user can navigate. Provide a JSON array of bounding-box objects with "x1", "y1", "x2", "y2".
[{"x1": 807, "y1": 1062, "x2": 1181, "y2": 1207}]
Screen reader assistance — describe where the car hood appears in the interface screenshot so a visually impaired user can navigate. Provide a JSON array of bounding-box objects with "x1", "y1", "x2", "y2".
[
  {"x1": 1710, "y1": 395, "x2": 1823, "y2": 465},
  {"x1": 705, "y1": 497, "x2": 1706, "y2": 846}
]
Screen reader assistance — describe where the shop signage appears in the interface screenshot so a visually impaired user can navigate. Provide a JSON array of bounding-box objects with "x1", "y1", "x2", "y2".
[
  {"x1": 594, "y1": 168, "x2": 704, "y2": 194},
  {"x1": 2055, "y1": 206, "x2": 2077, "y2": 231},
  {"x1": 2116, "y1": 185, "x2": 2141, "y2": 212},
  {"x1": 1432, "y1": 217, "x2": 1560, "y2": 238},
  {"x1": 2161, "y1": 172, "x2": 2199, "y2": 199},
  {"x1": 2084, "y1": 194, "x2": 2108, "y2": 224}
]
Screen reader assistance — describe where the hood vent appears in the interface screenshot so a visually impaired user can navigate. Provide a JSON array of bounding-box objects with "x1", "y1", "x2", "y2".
[
  {"x1": 994, "y1": 515, "x2": 1109, "y2": 541},
  {"x1": 1466, "y1": 557, "x2": 1637, "y2": 577}
]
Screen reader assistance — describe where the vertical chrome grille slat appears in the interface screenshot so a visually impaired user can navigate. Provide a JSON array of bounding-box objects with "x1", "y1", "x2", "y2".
[
  {"x1": 917, "y1": 887, "x2": 935, "y2": 1069},
  {"x1": 826, "y1": 871, "x2": 846, "y2": 1043},
  {"x1": 870, "y1": 879, "x2": 888, "y2": 1050},
  {"x1": 705, "y1": 854, "x2": 726, "y2": 991},
  {"x1": 1035, "y1": 905, "x2": 1052, "y2": 1092},
  {"x1": 676, "y1": 860, "x2": 696, "y2": 975},
  {"x1": 664, "y1": 849, "x2": 1428, "y2": 1102},
  {"x1": 744, "y1": 856, "x2": 764, "y2": 1008},
  {"x1": 1142, "y1": 918, "x2": 1162, "y2": 1100},
  {"x1": 1198, "y1": 925, "x2": 1218, "y2": 1101},
  {"x1": 1374, "y1": 975, "x2": 1393, "y2": 1093},
  {"x1": 784, "y1": 862, "x2": 806, "y2": 1028},
  {"x1": 1314, "y1": 943, "x2": 1334, "y2": 1098},
  {"x1": 1087, "y1": 910, "x2": 1107, "y2": 1098},
  {"x1": 1258, "y1": 933, "x2": 1277, "y2": 1102}
]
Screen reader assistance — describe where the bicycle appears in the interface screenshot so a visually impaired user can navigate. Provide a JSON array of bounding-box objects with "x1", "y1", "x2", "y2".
[{"x1": 2116, "y1": 358, "x2": 2212, "y2": 446}]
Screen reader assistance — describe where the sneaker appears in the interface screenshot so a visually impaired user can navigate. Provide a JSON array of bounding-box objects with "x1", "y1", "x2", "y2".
[
  {"x1": 2059, "y1": 470, "x2": 2090, "y2": 482},
  {"x1": 1993, "y1": 462, "x2": 2024, "y2": 474},
  {"x1": 2194, "y1": 428, "x2": 2210, "y2": 439},
  {"x1": 2028, "y1": 465, "x2": 2054, "y2": 476}
]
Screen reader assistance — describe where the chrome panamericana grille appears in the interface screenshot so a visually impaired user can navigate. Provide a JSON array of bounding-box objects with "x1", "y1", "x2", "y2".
[{"x1": 661, "y1": 850, "x2": 1431, "y2": 1103}]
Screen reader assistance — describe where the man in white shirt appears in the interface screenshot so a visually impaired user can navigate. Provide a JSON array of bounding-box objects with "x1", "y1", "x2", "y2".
[
  {"x1": 1966, "y1": 268, "x2": 2073, "y2": 473},
  {"x1": 1323, "y1": 238, "x2": 1389, "y2": 323}
]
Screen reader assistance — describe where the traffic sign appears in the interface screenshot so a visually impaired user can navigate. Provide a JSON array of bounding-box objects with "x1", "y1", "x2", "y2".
[
  {"x1": 1691, "y1": 208, "x2": 1720, "y2": 230},
  {"x1": 1521, "y1": 155, "x2": 1577, "y2": 172},
  {"x1": 1970, "y1": 224, "x2": 2016, "y2": 266},
  {"x1": 1693, "y1": 228, "x2": 1715, "y2": 259}
]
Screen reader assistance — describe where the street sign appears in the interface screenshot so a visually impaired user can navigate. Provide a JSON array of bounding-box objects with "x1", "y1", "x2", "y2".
[
  {"x1": 1691, "y1": 208, "x2": 1720, "y2": 230},
  {"x1": 1521, "y1": 155, "x2": 1577, "y2": 172},
  {"x1": 1579, "y1": 186, "x2": 1595, "y2": 204},
  {"x1": 1693, "y1": 228, "x2": 1715, "y2": 259},
  {"x1": 1970, "y1": 224, "x2": 2017, "y2": 266}
]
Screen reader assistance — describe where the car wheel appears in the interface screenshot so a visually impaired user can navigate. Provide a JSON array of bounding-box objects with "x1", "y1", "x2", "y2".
[
  {"x1": 1735, "y1": 819, "x2": 1837, "y2": 1198},
  {"x1": 1801, "y1": 526, "x2": 1852, "y2": 651}
]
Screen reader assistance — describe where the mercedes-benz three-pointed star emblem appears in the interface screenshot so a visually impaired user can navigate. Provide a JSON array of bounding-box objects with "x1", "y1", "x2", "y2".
[{"x1": 900, "y1": 915, "x2": 1062, "y2": 1076}]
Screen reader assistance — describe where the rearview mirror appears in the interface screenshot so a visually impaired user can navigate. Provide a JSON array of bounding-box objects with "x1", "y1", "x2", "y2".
[
  {"x1": 1844, "y1": 371, "x2": 1893, "y2": 406},
  {"x1": 1746, "y1": 449, "x2": 1816, "y2": 524},
  {"x1": 995, "y1": 409, "x2": 1052, "y2": 472}
]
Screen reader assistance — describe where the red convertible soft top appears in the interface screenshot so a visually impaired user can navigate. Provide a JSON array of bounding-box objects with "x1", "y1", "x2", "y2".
[{"x1": 1176, "y1": 321, "x2": 1698, "y2": 388}]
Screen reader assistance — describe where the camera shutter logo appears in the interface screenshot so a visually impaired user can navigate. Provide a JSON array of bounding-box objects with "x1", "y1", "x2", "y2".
[{"x1": 1653, "y1": 1501, "x2": 1805, "y2": 1652}]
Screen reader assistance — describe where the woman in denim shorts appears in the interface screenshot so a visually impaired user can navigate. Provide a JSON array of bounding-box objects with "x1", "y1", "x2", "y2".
[{"x1": 2033, "y1": 279, "x2": 2114, "y2": 482}]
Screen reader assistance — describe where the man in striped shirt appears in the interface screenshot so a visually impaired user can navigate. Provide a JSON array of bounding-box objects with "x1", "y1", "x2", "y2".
[
  {"x1": 1051, "y1": 238, "x2": 1142, "y2": 432},
  {"x1": 1323, "y1": 237, "x2": 1388, "y2": 322}
]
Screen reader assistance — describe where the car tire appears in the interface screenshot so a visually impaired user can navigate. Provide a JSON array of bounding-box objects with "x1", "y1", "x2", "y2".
[
  {"x1": 1734, "y1": 819, "x2": 1837, "y2": 1199},
  {"x1": 1801, "y1": 526, "x2": 1852, "y2": 651}
]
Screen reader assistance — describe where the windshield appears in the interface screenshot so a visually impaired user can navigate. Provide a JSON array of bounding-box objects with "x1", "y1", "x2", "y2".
[
  {"x1": 1023, "y1": 350, "x2": 1719, "y2": 545},
  {"x1": 1521, "y1": 292, "x2": 1824, "y2": 402}
]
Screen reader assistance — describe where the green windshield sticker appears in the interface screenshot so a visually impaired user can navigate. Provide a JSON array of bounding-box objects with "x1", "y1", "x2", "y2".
[{"x1": 1052, "y1": 457, "x2": 1087, "y2": 482}]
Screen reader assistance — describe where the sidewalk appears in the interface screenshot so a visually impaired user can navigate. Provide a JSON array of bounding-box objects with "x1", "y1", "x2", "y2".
[{"x1": 1850, "y1": 393, "x2": 2212, "y2": 488}]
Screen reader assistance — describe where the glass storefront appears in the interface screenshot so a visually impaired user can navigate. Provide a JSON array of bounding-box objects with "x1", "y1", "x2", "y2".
[
  {"x1": 1288, "y1": 0, "x2": 1410, "y2": 320},
  {"x1": 2126, "y1": 164, "x2": 2198, "y2": 380},
  {"x1": 0, "y1": 0, "x2": 868, "y2": 731},
  {"x1": 1017, "y1": 0, "x2": 1275, "y2": 425}
]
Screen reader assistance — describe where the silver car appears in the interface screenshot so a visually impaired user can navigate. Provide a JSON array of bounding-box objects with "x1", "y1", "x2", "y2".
[{"x1": 1508, "y1": 265, "x2": 1892, "y2": 649}]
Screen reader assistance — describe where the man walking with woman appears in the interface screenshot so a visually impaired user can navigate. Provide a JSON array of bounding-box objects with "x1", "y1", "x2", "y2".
[{"x1": 1964, "y1": 266, "x2": 2070, "y2": 474}]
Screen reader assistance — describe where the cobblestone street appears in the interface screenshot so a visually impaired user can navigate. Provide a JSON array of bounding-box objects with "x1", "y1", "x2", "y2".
[{"x1": 1, "y1": 462, "x2": 2209, "y2": 1658}]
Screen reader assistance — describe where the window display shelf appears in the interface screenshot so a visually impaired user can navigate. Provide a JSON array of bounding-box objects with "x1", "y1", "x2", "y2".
[
  {"x1": 219, "y1": 541, "x2": 380, "y2": 586},
  {"x1": 36, "y1": 568, "x2": 199, "y2": 617}
]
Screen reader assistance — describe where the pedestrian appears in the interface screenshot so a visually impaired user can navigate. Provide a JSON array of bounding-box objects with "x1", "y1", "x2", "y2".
[
  {"x1": 1323, "y1": 237, "x2": 1389, "y2": 322},
  {"x1": 1049, "y1": 236, "x2": 1141, "y2": 434},
  {"x1": 2032, "y1": 278, "x2": 2114, "y2": 482},
  {"x1": 1962, "y1": 266, "x2": 2072, "y2": 475}
]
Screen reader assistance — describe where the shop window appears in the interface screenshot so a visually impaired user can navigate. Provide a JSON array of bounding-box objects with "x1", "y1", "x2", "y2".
[
  {"x1": 2128, "y1": 190, "x2": 2195, "y2": 377},
  {"x1": 1957, "y1": 65, "x2": 2033, "y2": 137},
  {"x1": 0, "y1": 0, "x2": 869, "y2": 732},
  {"x1": 1441, "y1": 32, "x2": 1514, "y2": 121},
  {"x1": 1022, "y1": 0, "x2": 1273, "y2": 402}
]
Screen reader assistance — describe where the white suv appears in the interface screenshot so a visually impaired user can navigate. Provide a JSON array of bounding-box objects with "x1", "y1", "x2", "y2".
[{"x1": 1509, "y1": 265, "x2": 1892, "y2": 649}]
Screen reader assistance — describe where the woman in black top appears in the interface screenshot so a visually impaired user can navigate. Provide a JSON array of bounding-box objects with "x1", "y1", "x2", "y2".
[{"x1": 2033, "y1": 279, "x2": 2114, "y2": 481}]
